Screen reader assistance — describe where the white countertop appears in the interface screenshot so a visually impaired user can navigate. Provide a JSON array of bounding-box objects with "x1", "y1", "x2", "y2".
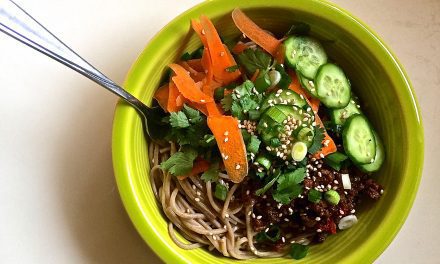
[{"x1": 0, "y1": 0, "x2": 438, "y2": 263}]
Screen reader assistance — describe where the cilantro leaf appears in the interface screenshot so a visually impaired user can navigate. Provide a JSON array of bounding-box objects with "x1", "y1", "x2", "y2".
[
  {"x1": 201, "y1": 163, "x2": 219, "y2": 182},
  {"x1": 308, "y1": 126, "x2": 326, "y2": 154},
  {"x1": 169, "y1": 111, "x2": 190, "y2": 128},
  {"x1": 237, "y1": 48, "x2": 272, "y2": 75},
  {"x1": 308, "y1": 189, "x2": 322, "y2": 203},
  {"x1": 231, "y1": 101, "x2": 245, "y2": 120},
  {"x1": 226, "y1": 65, "x2": 239, "y2": 72},
  {"x1": 160, "y1": 148, "x2": 198, "y2": 176},
  {"x1": 247, "y1": 135, "x2": 261, "y2": 154},
  {"x1": 221, "y1": 94, "x2": 233, "y2": 111},
  {"x1": 183, "y1": 105, "x2": 203, "y2": 124},
  {"x1": 272, "y1": 168, "x2": 306, "y2": 204}
]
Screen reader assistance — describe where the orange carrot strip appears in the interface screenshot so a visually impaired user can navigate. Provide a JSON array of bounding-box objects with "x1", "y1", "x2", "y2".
[
  {"x1": 153, "y1": 83, "x2": 169, "y2": 111},
  {"x1": 167, "y1": 81, "x2": 183, "y2": 112},
  {"x1": 250, "y1": 69, "x2": 260, "y2": 82},
  {"x1": 169, "y1": 63, "x2": 214, "y2": 104},
  {"x1": 191, "y1": 19, "x2": 208, "y2": 47},
  {"x1": 175, "y1": 94, "x2": 185, "y2": 109},
  {"x1": 207, "y1": 115, "x2": 248, "y2": 183},
  {"x1": 232, "y1": 41, "x2": 248, "y2": 54},
  {"x1": 186, "y1": 59, "x2": 204, "y2": 72},
  {"x1": 199, "y1": 15, "x2": 241, "y2": 84},
  {"x1": 206, "y1": 102, "x2": 222, "y2": 116},
  {"x1": 231, "y1": 8, "x2": 281, "y2": 56},
  {"x1": 177, "y1": 158, "x2": 211, "y2": 180},
  {"x1": 313, "y1": 117, "x2": 338, "y2": 159}
]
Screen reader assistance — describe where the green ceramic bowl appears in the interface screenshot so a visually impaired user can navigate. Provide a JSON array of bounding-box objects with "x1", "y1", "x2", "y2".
[{"x1": 112, "y1": 0, "x2": 424, "y2": 263}]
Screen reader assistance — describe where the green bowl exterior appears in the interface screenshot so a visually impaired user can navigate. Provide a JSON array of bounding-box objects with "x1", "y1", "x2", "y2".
[{"x1": 112, "y1": 0, "x2": 424, "y2": 263}]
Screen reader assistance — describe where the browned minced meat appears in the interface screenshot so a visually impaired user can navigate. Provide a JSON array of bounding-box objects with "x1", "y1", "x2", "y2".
[{"x1": 240, "y1": 160, "x2": 383, "y2": 252}]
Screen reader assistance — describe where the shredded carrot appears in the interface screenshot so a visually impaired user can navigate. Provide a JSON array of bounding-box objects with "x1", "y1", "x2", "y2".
[
  {"x1": 186, "y1": 59, "x2": 204, "y2": 72},
  {"x1": 177, "y1": 158, "x2": 211, "y2": 180},
  {"x1": 153, "y1": 83, "x2": 169, "y2": 111},
  {"x1": 232, "y1": 41, "x2": 248, "y2": 54},
  {"x1": 199, "y1": 15, "x2": 241, "y2": 84},
  {"x1": 274, "y1": 43, "x2": 286, "y2": 65},
  {"x1": 231, "y1": 8, "x2": 281, "y2": 57},
  {"x1": 167, "y1": 80, "x2": 183, "y2": 112},
  {"x1": 250, "y1": 69, "x2": 260, "y2": 82},
  {"x1": 169, "y1": 63, "x2": 214, "y2": 104},
  {"x1": 180, "y1": 61, "x2": 205, "y2": 82},
  {"x1": 207, "y1": 115, "x2": 248, "y2": 183},
  {"x1": 313, "y1": 115, "x2": 337, "y2": 159},
  {"x1": 191, "y1": 19, "x2": 208, "y2": 47},
  {"x1": 206, "y1": 102, "x2": 222, "y2": 116}
]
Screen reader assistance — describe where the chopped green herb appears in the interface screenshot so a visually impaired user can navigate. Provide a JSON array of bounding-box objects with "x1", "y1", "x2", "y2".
[
  {"x1": 290, "y1": 243, "x2": 309, "y2": 260},
  {"x1": 247, "y1": 135, "x2": 261, "y2": 154},
  {"x1": 180, "y1": 52, "x2": 192, "y2": 61},
  {"x1": 308, "y1": 126, "x2": 325, "y2": 154},
  {"x1": 241, "y1": 129, "x2": 251, "y2": 143},
  {"x1": 248, "y1": 109, "x2": 261, "y2": 120},
  {"x1": 201, "y1": 163, "x2": 220, "y2": 182},
  {"x1": 255, "y1": 170, "x2": 281, "y2": 196},
  {"x1": 237, "y1": 48, "x2": 272, "y2": 75},
  {"x1": 231, "y1": 101, "x2": 245, "y2": 120},
  {"x1": 221, "y1": 94, "x2": 233, "y2": 111},
  {"x1": 214, "y1": 184, "x2": 228, "y2": 201},
  {"x1": 256, "y1": 225, "x2": 281, "y2": 242},
  {"x1": 270, "y1": 138, "x2": 281, "y2": 147},
  {"x1": 160, "y1": 148, "x2": 198, "y2": 176},
  {"x1": 214, "y1": 87, "x2": 225, "y2": 101},
  {"x1": 226, "y1": 65, "x2": 239, "y2": 72},
  {"x1": 272, "y1": 168, "x2": 306, "y2": 204},
  {"x1": 169, "y1": 111, "x2": 190, "y2": 128},
  {"x1": 308, "y1": 189, "x2": 322, "y2": 203},
  {"x1": 183, "y1": 105, "x2": 203, "y2": 124}
]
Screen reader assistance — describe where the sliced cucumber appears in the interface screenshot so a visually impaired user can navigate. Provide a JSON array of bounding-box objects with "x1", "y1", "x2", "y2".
[
  {"x1": 298, "y1": 73, "x2": 318, "y2": 98},
  {"x1": 358, "y1": 131, "x2": 385, "y2": 172},
  {"x1": 342, "y1": 114, "x2": 376, "y2": 165},
  {"x1": 283, "y1": 36, "x2": 328, "y2": 79},
  {"x1": 315, "y1": 63, "x2": 351, "y2": 109},
  {"x1": 329, "y1": 98, "x2": 362, "y2": 125},
  {"x1": 260, "y1": 89, "x2": 307, "y2": 112}
]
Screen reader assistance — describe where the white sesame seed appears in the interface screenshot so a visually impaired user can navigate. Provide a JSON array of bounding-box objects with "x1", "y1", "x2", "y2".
[
  {"x1": 277, "y1": 203, "x2": 282, "y2": 209},
  {"x1": 220, "y1": 51, "x2": 225, "y2": 56},
  {"x1": 192, "y1": 184, "x2": 196, "y2": 190},
  {"x1": 319, "y1": 153, "x2": 325, "y2": 159},
  {"x1": 201, "y1": 29, "x2": 206, "y2": 35},
  {"x1": 282, "y1": 236, "x2": 286, "y2": 243},
  {"x1": 224, "y1": 155, "x2": 229, "y2": 160},
  {"x1": 380, "y1": 189, "x2": 384, "y2": 194},
  {"x1": 235, "y1": 164, "x2": 241, "y2": 170},
  {"x1": 279, "y1": 213, "x2": 283, "y2": 217},
  {"x1": 284, "y1": 218, "x2": 289, "y2": 222},
  {"x1": 196, "y1": 191, "x2": 201, "y2": 196},
  {"x1": 224, "y1": 131, "x2": 229, "y2": 136},
  {"x1": 252, "y1": 213, "x2": 256, "y2": 218},
  {"x1": 334, "y1": 180, "x2": 339, "y2": 184},
  {"x1": 351, "y1": 209, "x2": 356, "y2": 214},
  {"x1": 224, "y1": 138, "x2": 229, "y2": 143},
  {"x1": 288, "y1": 208, "x2": 294, "y2": 214},
  {"x1": 200, "y1": 99, "x2": 206, "y2": 103},
  {"x1": 265, "y1": 228, "x2": 270, "y2": 232},
  {"x1": 317, "y1": 229, "x2": 322, "y2": 233},
  {"x1": 186, "y1": 209, "x2": 191, "y2": 213},
  {"x1": 315, "y1": 217, "x2": 321, "y2": 221},
  {"x1": 248, "y1": 211, "x2": 252, "y2": 216},
  {"x1": 257, "y1": 215, "x2": 262, "y2": 220},
  {"x1": 195, "y1": 197, "x2": 201, "y2": 202},
  {"x1": 225, "y1": 213, "x2": 230, "y2": 218}
]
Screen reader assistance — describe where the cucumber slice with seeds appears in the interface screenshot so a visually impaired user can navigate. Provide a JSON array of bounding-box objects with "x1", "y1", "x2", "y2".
[
  {"x1": 298, "y1": 73, "x2": 318, "y2": 98},
  {"x1": 260, "y1": 89, "x2": 307, "y2": 112},
  {"x1": 342, "y1": 114, "x2": 376, "y2": 164},
  {"x1": 315, "y1": 63, "x2": 351, "y2": 108},
  {"x1": 284, "y1": 36, "x2": 328, "y2": 79},
  {"x1": 329, "y1": 98, "x2": 362, "y2": 125},
  {"x1": 358, "y1": 130, "x2": 385, "y2": 172}
]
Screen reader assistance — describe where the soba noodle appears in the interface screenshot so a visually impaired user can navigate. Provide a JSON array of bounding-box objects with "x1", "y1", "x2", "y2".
[{"x1": 149, "y1": 141, "x2": 311, "y2": 259}]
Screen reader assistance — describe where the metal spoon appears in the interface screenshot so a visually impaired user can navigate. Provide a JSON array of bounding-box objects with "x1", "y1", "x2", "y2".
[{"x1": 0, "y1": 0, "x2": 168, "y2": 140}]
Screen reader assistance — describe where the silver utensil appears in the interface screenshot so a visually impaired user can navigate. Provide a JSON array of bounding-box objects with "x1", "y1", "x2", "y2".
[{"x1": 0, "y1": 0, "x2": 168, "y2": 140}]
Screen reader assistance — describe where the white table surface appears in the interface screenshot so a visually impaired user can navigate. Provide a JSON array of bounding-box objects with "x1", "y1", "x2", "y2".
[{"x1": 0, "y1": 0, "x2": 438, "y2": 263}]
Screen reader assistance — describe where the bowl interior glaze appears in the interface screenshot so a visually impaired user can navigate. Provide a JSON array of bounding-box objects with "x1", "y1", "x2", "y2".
[{"x1": 112, "y1": 0, "x2": 424, "y2": 263}]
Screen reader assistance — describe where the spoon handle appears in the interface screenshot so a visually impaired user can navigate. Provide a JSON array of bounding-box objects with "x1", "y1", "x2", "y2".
[{"x1": 0, "y1": 0, "x2": 147, "y2": 112}]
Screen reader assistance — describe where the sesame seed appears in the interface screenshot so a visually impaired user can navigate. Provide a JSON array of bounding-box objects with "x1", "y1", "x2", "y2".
[
  {"x1": 195, "y1": 198, "x2": 200, "y2": 202},
  {"x1": 315, "y1": 217, "x2": 321, "y2": 221},
  {"x1": 257, "y1": 215, "x2": 262, "y2": 220},
  {"x1": 277, "y1": 203, "x2": 282, "y2": 209},
  {"x1": 380, "y1": 189, "x2": 384, "y2": 194},
  {"x1": 192, "y1": 184, "x2": 196, "y2": 190},
  {"x1": 252, "y1": 213, "x2": 256, "y2": 218},
  {"x1": 288, "y1": 208, "x2": 294, "y2": 214},
  {"x1": 224, "y1": 155, "x2": 229, "y2": 160},
  {"x1": 220, "y1": 51, "x2": 225, "y2": 56},
  {"x1": 247, "y1": 211, "x2": 252, "y2": 216},
  {"x1": 224, "y1": 138, "x2": 229, "y2": 143},
  {"x1": 351, "y1": 209, "x2": 356, "y2": 214},
  {"x1": 334, "y1": 180, "x2": 339, "y2": 184},
  {"x1": 265, "y1": 228, "x2": 270, "y2": 232},
  {"x1": 209, "y1": 232, "x2": 213, "y2": 236},
  {"x1": 186, "y1": 209, "x2": 191, "y2": 213},
  {"x1": 284, "y1": 218, "x2": 289, "y2": 222},
  {"x1": 282, "y1": 237, "x2": 286, "y2": 243},
  {"x1": 317, "y1": 229, "x2": 322, "y2": 233},
  {"x1": 246, "y1": 190, "x2": 250, "y2": 195},
  {"x1": 201, "y1": 29, "x2": 206, "y2": 35},
  {"x1": 235, "y1": 164, "x2": 241, "y2": 170},
  {"x1": 225, "y1": 214, "x2": 230, "y2": 218},
  {"x1": 196, "y1": 191, "x2": 201, "y2": 196},
  {"x1": 213, "y1": 236, "x2": 217, "y2": 241},
  {"x1": 339, "y1": 210, "x2": 345, "y2": 215},
  {"x1": 319, "y1": 153, "x2": 325, "y2": 159},
  {"x1": 224, "y1": 131, "x2": 229, "y2": 136},
  {"x1": 279, "y1": 213, "x2": 283, "y2": 217}
]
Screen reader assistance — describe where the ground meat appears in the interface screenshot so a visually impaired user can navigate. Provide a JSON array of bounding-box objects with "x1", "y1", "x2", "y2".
[{"x1": 242, "y1": 158, "x2": 383, "y2": 251}]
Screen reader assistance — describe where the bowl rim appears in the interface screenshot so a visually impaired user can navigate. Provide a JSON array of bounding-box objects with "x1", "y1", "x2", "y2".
[{"x1": 112, "y1": 0, "x2": 424, "y2": 263}]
